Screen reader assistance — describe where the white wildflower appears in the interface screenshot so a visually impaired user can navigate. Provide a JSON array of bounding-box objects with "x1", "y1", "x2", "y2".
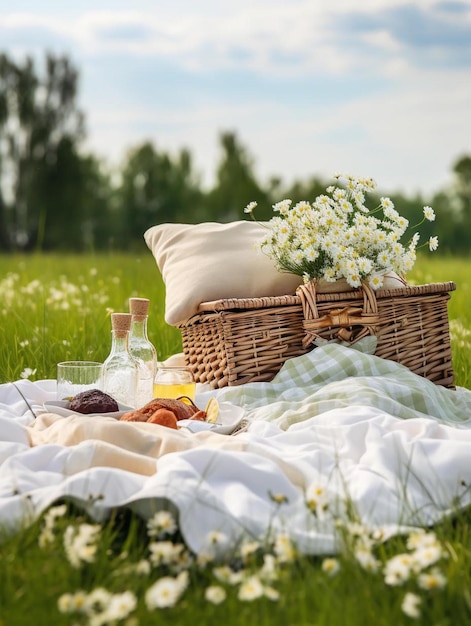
[
  {"x1": 244, "y1": 174, "x2": 437, "y2": 286},
  {"x1": 205, "y1": 585, "x2": 227, "y2": 605},
  {"x1": 63, "y1": 523, "x2": 101, "y2": 569},
  {"x1": 103, "y1": 590, "x2": 137, "y2": 622},
  {"x1": 148, "y1": 540, "x2": 185, "y2": 566},
  {"x1": 406, "y1": 530, "x2": 437, "y2": 550},
  {"x1": 401, "y1": 592, "x2": 421, "y2": 619},
  {"x1": 244, "y1": 201, "x2": 257, "y2": 214},
  {"x1": 147, "y1": 510, "x2": 177, "y2": 538},
  {"x1": 196, "y1": 550, "x2": 215, "y2": 567},
  {"x1": 83, "y1": 586, "x2": 112, "y2": 614},
  {"x1": 417, "y1": 567, "x2": 447, "y2": 591},
  {"x1": 273, "y1": 533, "x2": 297, "y2": 563},
  {"x1": 201, "y1": 530, "x2": 231, "y2": 559},
  {"x1": 273, "y1": 199, "x2": 292, "y2": 215},
  {"x1": 240, "y1": 539, "x2": 261, "y2": 560},
  {"x1": 412, "y1": 543, "x2": 445, "y2": 570},
  {"x1": 213, "y1": 565, "x2": 243, "y2": 586},
  {"x1": 333, "y1": 187, "x2": 346, "y2": 200},
  {"x1": 145, "y1": 571, "x2": 188, "y2": 610},
  {"x1": 423, "y1": 205, "x2": 435, "y2": 221},
  {"x1": 369, "y1": 274, "x2": 384, "y2": 290},
  {"x1": 321, "y1": 557, "x2": 340, "y2": 577},
  {"x1": 20, "y1": 367, "x2": 37, "y2": 379},
  {"x1": 57, "y1": 590, "x2": 88, "y2": 614},
  {"x1": 384, "y1": 553, "x2": 414, "y2": 586},
  {"x1": 354, "y1": 545, "x2": 380, "y2": 573},
  {"x1": 380, "y1": 197, "x2": 394, "y2": 210},
  {"x1": 206, "y1": 530, "x2": 229, "y2": 545},
  {"x1": 259, "y1": 554, "x2": 279, "y2": 582},
  {"x1": 238, "y1": 575, "x2": 265, "y2": 601},
  {"x1": 264, "y1": 586, "x2": 280, "y2": 601},
  {"x1": 305, "y1": 483, "x2": 330, "y2": 518},
  {"x1": 57, "y1": 592, "x2": 77, "y2": 614},
  {"x1": 345, "y1": 522, "x2": 369, "y2": 538},
  {"x1": 428, "y1": 236, "x2": 439, "y2": 251},
  {"x1": 38, "y1": 504, "x2": 67, "y2": 548}
]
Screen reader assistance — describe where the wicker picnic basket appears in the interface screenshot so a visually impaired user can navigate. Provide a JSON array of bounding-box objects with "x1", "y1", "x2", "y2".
[{"x1": 179, "y1": 281, "x2": 456, "y2": 389}]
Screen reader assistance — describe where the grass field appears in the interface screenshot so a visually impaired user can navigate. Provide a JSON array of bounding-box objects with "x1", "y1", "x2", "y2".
[
  {"x1": 1, "y1": 252, "x2": 470, "y2": 387},
  {"x1": 1, "y1": 252, "x2": 470, "y2": 625}
]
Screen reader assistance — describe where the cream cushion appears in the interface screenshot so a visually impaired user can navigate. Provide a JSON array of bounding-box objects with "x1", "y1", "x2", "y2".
[{"x1": 144, "y1": 221, "x2": 302, "y2": 326}]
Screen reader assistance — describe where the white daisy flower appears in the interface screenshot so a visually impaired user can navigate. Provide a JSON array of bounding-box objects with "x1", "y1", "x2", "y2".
[
  {"x1": 429, "y1": 236, "x2": 439, "y2": 251},
  {"x1": 238, "y1": 575, "x2": 265, "y2": 601},
  {"x1": 417, "y1": 567, "x2": 447, "y2": 590},
  {"x1": 384, "y1": 553, "x2": 414, "y2": 586},
  {"x1": 321, "y1": 557, "x2": 340, "y2": 577},
  {"x1": 423, "y1": 205, "x2": 435, "y2": 221},
  {"x1": 145, "y1": 571, "x2": 188, "y2": 610},
  {"x1": 273, "y1": 533, "x2": 297, "y2": 563},
  {"x1": 147, "y1": 510, "x2": 177, "y2": 538},
  {"x1": 244, "y1": 201, "x2": 257, "y2": 214},
  {"x1": 205, "y1": 585, "x2": 227, "y2": 605},
  {"x1": 401, "y1": 592, "x2": 421, "y2": 619}
]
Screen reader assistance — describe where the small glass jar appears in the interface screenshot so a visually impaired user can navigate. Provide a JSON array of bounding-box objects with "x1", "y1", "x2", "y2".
[{"x1": 153, "y1": 364, "x2": 195, "y2": 401}]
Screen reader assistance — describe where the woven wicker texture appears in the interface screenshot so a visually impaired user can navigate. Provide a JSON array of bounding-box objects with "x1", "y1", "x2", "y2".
[{"x1": 179, "y1": 282, "x2": 456, "y2": 389}]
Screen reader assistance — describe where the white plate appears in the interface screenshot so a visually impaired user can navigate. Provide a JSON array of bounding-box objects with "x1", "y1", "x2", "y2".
[
  {"x1": 43, "y1": 400, "x2": 133, "y2": 419},
  {"x1": 43, "y1": 399, "x2": 245, "y2": 434},
  {"x1": 178, "y1": 402, "x2": 245, "y2": 435}
]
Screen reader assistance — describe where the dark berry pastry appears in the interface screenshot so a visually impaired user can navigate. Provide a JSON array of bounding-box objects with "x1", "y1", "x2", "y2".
[{"x1": 68, "y1": 389, "x2": 119, "y2": 414}]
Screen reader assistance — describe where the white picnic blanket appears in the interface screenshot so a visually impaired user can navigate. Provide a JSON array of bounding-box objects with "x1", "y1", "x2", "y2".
[{"x1": 1, "y1": 343, "x2": 471, "y2": 557}]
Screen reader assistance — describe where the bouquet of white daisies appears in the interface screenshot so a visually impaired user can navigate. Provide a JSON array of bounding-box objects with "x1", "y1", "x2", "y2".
[{"x1": 244, "y1": 173, "x2": 438, "y2": 290}]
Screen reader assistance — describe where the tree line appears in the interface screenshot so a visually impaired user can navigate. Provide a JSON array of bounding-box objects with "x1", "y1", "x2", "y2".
[{"x1": 0, "y1": 52, "x2": 470, "y2": 253}]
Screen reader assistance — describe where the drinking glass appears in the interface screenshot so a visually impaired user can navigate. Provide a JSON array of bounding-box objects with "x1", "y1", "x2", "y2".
[
  {"x1": 57, "y1": 361, "x2": 103, "y2": 400},
  {"x1": 153, "y1": 364, "x2": 195, "y2": 401}
]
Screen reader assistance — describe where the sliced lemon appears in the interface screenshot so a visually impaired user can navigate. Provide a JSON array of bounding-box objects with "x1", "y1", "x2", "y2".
[{"x1": 205, "y1": 397, "x2": 219, "y2": 424}]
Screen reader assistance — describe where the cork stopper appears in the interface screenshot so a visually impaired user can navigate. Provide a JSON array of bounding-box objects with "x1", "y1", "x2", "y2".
[
  {"x1": 129, "y1": 297, "x2": 150, "y2": 320},
  {"x1": 111, "y1": 313, "x2": 132, "y2": 338}
]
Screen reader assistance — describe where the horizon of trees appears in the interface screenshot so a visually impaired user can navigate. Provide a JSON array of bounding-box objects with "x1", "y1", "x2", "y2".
[{"x1": 0, "y1": 51, "x2": 470, "y2": 254}]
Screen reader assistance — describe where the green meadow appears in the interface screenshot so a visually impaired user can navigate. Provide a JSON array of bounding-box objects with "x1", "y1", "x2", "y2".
[
  {"x1": 0, "y1": 252, "x2": 470, "y2": 625},
  {"x1": 1, "y1": 252, "x2": 470, "y2": 387}
]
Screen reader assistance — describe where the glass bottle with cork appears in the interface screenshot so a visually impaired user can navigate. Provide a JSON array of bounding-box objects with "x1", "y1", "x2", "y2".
[
  {"x1": 128, "y1": 297, "x2": 158, "y2": 407},
  {"x1": 102, "y1": 312, "x2": 139, "y2": 407}
]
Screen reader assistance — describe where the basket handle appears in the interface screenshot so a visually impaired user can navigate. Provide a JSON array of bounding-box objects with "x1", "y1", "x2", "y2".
[{"x1": 296, "y1": 280, "x2": 380, "y2": 348}]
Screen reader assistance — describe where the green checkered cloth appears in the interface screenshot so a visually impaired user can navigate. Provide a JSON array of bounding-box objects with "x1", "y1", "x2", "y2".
[{"x1": 213, "y1": 341, "x2": 471, "y2": 430}]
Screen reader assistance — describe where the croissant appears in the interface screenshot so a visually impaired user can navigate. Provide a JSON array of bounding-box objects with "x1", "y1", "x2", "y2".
[
  {"x1": 146, "y1": 408, "x2": 178, "y2": 429},
  {"x1": 119, "y1": 396, "x2": 206, "y2": 428}
]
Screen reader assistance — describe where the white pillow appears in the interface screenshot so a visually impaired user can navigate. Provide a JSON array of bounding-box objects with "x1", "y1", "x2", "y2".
[{"x1": 144, "y1": 221, "x2": 302, "y2": 326}]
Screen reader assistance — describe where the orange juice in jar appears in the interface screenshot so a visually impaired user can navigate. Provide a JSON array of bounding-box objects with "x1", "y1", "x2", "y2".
[{"x1": 153, "y1": 364, "x2": 196, "y2": 401}]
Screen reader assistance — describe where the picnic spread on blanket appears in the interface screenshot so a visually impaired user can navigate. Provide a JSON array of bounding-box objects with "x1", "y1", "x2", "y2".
[
  {"x1": 2, "y1": 175, "x2": 470, "y2": 560},
  {"x1": 2, "y1": 342, "x2": 471, "y2": 559}
]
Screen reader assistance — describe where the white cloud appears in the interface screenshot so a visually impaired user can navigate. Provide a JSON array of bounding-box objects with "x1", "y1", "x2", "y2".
[
  {"x1": 82, "y1": 63, "x2": 470, "y2": 194},
  {"x1": 3, "y1": 2, "x2": 470, "y2": 75}
]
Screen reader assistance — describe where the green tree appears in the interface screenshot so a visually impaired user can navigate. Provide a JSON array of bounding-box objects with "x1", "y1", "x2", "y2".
[
  {"x1": 0, "y1": 52, "x2": 92, "y2": 250},
  {"x1": 206, "y1": 131, "x2": 271, "y2": 221},
  {"x1": 453, "y1": 155, "x2": 471, "y2": 235},
  {"x1": 430, "y1": 155, "x2": 471, "y2": 253},
  {"x1": 116, "y1": 141, "x2": 203, "y2": 247},
  {"x1": 36, "y1": 144, "x2": 114, "y2": 251},
  {"x1": 278, "y1": 175, "x2": 328, "y2": 206}
]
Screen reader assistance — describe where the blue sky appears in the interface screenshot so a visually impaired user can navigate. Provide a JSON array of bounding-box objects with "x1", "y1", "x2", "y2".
[{"x1": 1, "y1": 0, "x2": 470, "y2": 196}]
